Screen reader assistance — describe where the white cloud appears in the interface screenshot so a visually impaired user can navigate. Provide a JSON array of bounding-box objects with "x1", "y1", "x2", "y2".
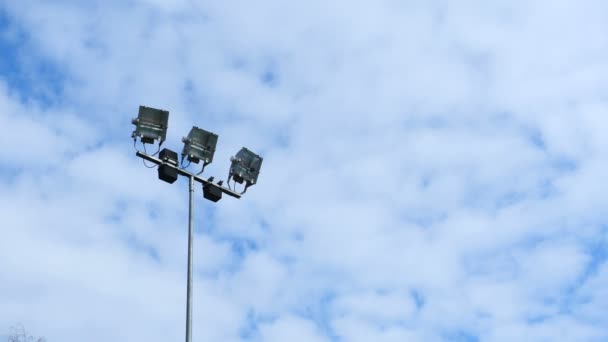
[
  {"x1": 1, "y1": 0, "x2": 608, "y2": 341},
  {"x1": 258, "y1": 315, "x2": 329, "y2": 342}
]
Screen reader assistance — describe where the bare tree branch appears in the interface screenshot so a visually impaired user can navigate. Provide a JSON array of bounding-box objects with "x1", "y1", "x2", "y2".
[{"x1": 7, "y1": 325, "x2": 45, "y2": 342}]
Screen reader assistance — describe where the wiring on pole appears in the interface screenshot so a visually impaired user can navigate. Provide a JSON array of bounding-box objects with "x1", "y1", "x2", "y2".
[
  {"x1": 180, "y1": 155, "x2": 192, "y2": 169},
  {"x1": 134, "y1": 139, "x2": 157, "y2": 168},
  {"x1": 143, "y1": 142, "x2": 161, "y2": 157},
  {"x1": 196, "y1": 163, "x2": 207, "y2": 176},
  {"x1": 227, "y1": 173, "x2": 232, "y2": 190}
]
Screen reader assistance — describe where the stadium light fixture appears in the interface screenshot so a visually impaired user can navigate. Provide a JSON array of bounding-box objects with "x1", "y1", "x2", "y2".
[
  {"x1": 132, "y1": 105, "x2": 169, "y2": 145},
  {"x1": 228, "y1": 147, "x2": 263, "y2": 193},
  {"x1": 181, "y1": 126, "x2": 218, "y2": 166},
  {"x1": 158, "y1": 148, "x2": 179, "y2": 184},
  {"x1": 203, "y1": 183, "x2": 222, "y2": 202}
]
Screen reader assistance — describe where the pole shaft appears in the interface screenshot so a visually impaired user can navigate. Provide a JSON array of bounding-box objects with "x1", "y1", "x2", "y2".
[{"x1": 186, "y1": 175, "x2": 194, "y2": 342}]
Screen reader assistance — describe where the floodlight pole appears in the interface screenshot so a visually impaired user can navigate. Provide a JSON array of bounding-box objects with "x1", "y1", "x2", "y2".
[
  {"x1": 134, "y1": 151, "x2": 241, "y2": 342},
  {"x1": 186, "y1": 175, "x2": 194, "y2": 342}
]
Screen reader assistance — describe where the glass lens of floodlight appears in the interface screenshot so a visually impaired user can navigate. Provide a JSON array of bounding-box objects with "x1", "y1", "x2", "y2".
[
  {"x1": 132, "y1": 106, "x2": 169, "y2": 144},
  {"x1": 181, "y1": 126, "x2": 218, "y2": 164},
  {"x1": 230, "y1": 147, "x2": 263, "y2": 185}
]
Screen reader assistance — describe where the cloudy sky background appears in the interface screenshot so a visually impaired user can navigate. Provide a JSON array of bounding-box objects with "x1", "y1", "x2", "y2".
[{"x1": 1, "y1": 0, "x2": 608, "y2": 341}]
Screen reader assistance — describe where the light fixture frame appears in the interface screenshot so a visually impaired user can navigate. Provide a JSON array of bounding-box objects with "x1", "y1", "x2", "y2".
[
  {"x1": 181, "y1": 126, "x2": 219, "y2": 165},
  {"x1": 132, "y1": 105, "x2": 170, "y2": 145},
  {"x1": 229, "y1": 147, "x2": 263, "y2": 187}
]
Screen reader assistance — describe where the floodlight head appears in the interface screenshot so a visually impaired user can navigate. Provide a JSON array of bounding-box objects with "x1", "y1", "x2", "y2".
[
  {"x1": 229, "y1": 147, "x2": 263, "y2": 187},
  {"x1": 157, "y1": 148, "x2": 179, "y2": 184},
  {"x1": 158, "y1": 165, "x2": 178, "y2": 184},
  {"x1": 132, "y1": 106, "x2": 169, "y2": 145},
  {"x1": 159, "y1": 148, "x2": 178, "y2": 167},
  {"x1": 203, "y1": 183, "x2": 222, "y2": 202},
  {"x1": 182, "y1": 126, "x2": 218, "y2": 165}
]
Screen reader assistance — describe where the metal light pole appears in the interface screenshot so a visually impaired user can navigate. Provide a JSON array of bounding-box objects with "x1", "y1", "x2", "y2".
[
  {"x1": 131, "y1": 106, "x2": 262, "y2": 342},
  {"x1": 186, "y1": 175, "x2": 194, "y2": 342}
]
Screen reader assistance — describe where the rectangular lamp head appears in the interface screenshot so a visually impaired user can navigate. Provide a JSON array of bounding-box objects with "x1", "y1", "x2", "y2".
[
  {"x1": 229, "y1": 147, "x2": 263, "y2": 186},
  {"x1": 158, "y1": 165, "x2": 178, "y2": 184},
  {"x1": 159, "y1": 148, "x2": 178, "y2": 167},
  {"x1": 132, "y1": 106, "x2": 169, "y2": 145},
  {"x1": 203, "y1": 183, "x2": 222, "y2": 202},
  {"x1": 182, "y1": 126, "x2": 218, "y2": 165}
]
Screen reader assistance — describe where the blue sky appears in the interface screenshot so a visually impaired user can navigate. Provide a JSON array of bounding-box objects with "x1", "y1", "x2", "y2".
[{"x1": 1, "y1": 1, "x2": 608, "y2": 341}]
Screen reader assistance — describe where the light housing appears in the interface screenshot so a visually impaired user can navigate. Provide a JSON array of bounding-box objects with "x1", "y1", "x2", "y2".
[
  {"x1": 182, "y1": 126, "x2": 218, "y2": 165},
  {"x1": 132, "y1": 106, "x2": 169, "y2": 145},
  {"x1": 203, "y1": 183, "x2": 222, "y2": 202},
  {"x1": 158, "y1": 148, "x2": 179, "y2": 184},
  {"x1": 159, "y1": 148, "x2": 178, "y2": 167},
  {"x1": 158, "y1": 165, "x2": 178, "y2": 184},
  {"x1": 229, "y1": 147, "x2": 263, "y2": 186}
]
